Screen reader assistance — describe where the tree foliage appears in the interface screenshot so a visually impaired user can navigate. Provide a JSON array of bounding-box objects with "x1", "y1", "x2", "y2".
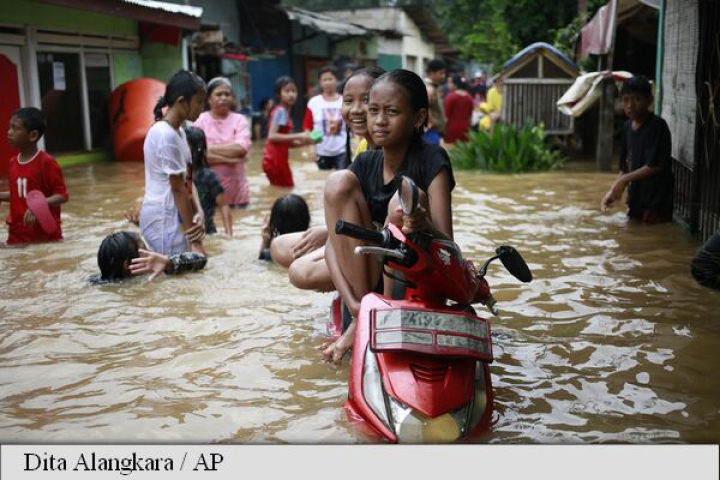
[
  {"x1": 282, "y1": 0, "x2": 609, "y2": 69},
  {"x1": 427, "y1": 0, "x2": 585, "y2": 69}
]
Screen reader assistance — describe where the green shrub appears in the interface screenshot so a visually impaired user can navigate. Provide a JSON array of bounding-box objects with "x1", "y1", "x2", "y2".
[{"x1": 448, "y1": 123, "x2": 565, "y2": 173}]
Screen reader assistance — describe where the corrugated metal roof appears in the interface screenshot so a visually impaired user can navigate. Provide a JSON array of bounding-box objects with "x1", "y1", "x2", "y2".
[
  {"x1": 121, "y1": 0, "x2": 202, "y2": 19},
  {"x1": 281, "y1": 6, "x2": 369, "y2": 37},
  {"x1": 503, "y1": 42, "x2": 578, "y2": 72}
]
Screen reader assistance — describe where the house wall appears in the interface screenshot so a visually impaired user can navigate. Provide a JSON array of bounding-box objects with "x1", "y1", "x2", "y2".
[
  {"x1": 164, "y1": 0, "x2": 241, "y2": 44},
  {"x1": 113, "y1": 53, "x2": 144, "y2": 88},
  {"x1": 246, "y1": 56, "x2": 292, "y2": 110},
  {"x1": 0, "y1": 0, "x2": 137, "y2": 37},
  {"x1": 0, "y1": 0, "x2": 187, "y2": 158},
  {"x1": 335, "y1": 37, "x2": 378, "y2": 61},
  {"x1": 377, "y1": 36, "x2": 402, "y2": 71},
  {"x1": 661, "y1": 0, "x2": 698, "y2": 168},
  {"x1": 326, "y1": 7, "x2": 438, "y2": 75},
  {"x1": 141, "y1": 42, "x2": 184, "y2": 83},
  {"x1": 398, "y1": 10, "x2": 435, "y2": 76},
  {"x1": 378, "y1": 53, "x2": 402, "y2": 71},
  {"x1": 292, "y1": 23, "x2": 330, "y2": 57}
]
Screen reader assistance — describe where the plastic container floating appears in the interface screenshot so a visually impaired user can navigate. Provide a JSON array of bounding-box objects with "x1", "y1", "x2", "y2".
[{"x1": 109, "y1": 78, "x2": 166, "y2": 162}]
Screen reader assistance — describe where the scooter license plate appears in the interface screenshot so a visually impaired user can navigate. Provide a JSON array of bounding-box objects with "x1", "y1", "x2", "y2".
[{"x1": 369, "y1": 308, "x2": 492, "y2": 361}]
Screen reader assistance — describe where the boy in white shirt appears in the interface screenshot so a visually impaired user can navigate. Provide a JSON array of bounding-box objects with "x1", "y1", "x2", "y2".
[{"x1": 303, "y1": 66, "x2": 347, "y2": 170}]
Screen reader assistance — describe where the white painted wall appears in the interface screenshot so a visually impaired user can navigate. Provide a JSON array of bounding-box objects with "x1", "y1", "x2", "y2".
[
  {"x1": 378, "y1": 37, "x2": 402, "y2": 56},
  {"x1": 326, "y1": 7, "x2": 437, "y2": 74},
  {"x1": 398, "y1": 10, "x2": 435, "y2": 76}
]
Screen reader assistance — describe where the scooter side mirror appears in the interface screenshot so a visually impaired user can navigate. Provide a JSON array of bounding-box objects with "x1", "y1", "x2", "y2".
[
  {"x1": 496, "y1": 246, "x2": 532, "y2": 283},
  {"x1": 398, "y1": 175, "x2": 419, "y2": 215}
]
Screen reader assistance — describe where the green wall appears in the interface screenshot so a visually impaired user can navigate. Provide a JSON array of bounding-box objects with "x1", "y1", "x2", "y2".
[
  {"x1": 141, "y1": 42, "x2": 183, "y2": 83},
  {"x1": 378, "y1": 54, "x2": 402, "y2": 71},
  {"x1": 0, "y1": 0, "x2": 136, "y2": 37},
  {"x1": 335, "y1": 37, "x2": 378, "y2": 60},
  {"x1": 113, "y1": 53, "x2": 143, "y2": 88}
]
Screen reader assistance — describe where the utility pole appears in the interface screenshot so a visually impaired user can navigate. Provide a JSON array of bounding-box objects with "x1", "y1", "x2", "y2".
[{"x1": 596, "y1": 0, "x2": 618, "y2": 172}]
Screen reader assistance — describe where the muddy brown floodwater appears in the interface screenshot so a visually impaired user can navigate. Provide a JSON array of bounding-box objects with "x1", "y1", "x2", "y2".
[{"x1": 1, "y1": 148, "x2": 718, "y2": 444}]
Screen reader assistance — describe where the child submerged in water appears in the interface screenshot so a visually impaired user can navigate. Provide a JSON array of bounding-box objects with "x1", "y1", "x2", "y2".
[
  {"x1": 95, "y1": 231, "x2": 207, "y2": 282},
  {"x1": 322, "y1": 69, "x2": 457, "y2": 364},
  {"x1": 258, "y1": 194, "x2": 311, "y2": 262}
]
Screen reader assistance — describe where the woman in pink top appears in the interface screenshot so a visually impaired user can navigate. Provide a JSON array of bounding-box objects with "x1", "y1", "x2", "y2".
[{"x1": 193, "y1": 77, "x2": 252, "y2": 206}]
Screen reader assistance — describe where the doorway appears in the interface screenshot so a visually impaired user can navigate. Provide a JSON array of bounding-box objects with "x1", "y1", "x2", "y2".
[{"x1": 0, "y1": 45, "x2": 24, "y2": 177}]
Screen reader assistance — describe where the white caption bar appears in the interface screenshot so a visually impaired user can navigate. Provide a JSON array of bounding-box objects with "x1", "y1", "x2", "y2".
[{"x1": 0, "y1": 444, "x2": 717, "y2": 480}]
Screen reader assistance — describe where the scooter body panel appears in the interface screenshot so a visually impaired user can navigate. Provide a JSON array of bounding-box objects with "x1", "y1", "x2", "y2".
[{"x1": 346, "y1": 294, "x2": 494, "y2": 442}]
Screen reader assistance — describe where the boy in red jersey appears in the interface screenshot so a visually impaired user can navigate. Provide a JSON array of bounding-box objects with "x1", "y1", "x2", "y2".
[{"x1": 0, "y1": 108, "x2": 68, "y2": 244}]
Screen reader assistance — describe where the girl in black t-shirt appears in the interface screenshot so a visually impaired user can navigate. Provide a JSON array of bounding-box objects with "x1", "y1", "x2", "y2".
[{"x1": 321, "y1": 69, "x2": 456, "y2": 364}]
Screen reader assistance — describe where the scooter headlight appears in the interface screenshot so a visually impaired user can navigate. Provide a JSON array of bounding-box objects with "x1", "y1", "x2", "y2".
[
  {"x1": 362, "y1": 350, "x2": 490, "y2": 443},
  {"x1": 467, "y1": 360, "x2": 490, "y2": 431},
  {"x1": 388, "y1": 397, "x2": 469, "y2": 444},
  {"x1": 362, "y1": 346, "x2": 391, "y2": 430}
]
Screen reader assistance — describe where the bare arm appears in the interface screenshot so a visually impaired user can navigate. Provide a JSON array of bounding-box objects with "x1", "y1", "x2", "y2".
[
  {"x1": 268, "y1": 122, "x2": 312, "y2": 144},
  {"x1": 601, "y1": 165, "x2": 664, "y2": 212},
  {"x1": 426, "y1": 169, "x2": 454, "y2": 239},
  {"x1": 619, "y1": 164, "x2": 664, "y2": 183},
  {"x1": 401, "y1": 169, "x2": 453, "y2": 240},
  {"x1": 46, "y1": 194, "x2": 68, "y2": 206},
  {"x1": 130, "y1": 249, "x2": 207, "y2": 281},
  {"x1": 191, "y1": 182, "x2": 201, "y2": 214},
  {"x1": 170, "y1": 174, "x2": 200, "y2": 241},
  {"x1": 206, "y1": 141, "x2": 248, "y2": 164},
  {"x1": 426, "y1": 85, "x2": 438, "y2": 129}
]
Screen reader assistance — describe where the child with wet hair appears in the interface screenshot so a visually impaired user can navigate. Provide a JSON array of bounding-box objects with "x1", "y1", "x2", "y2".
[
  {"x1": 96, "y1": 231, "x2": 206, "y2": 282},
  {"x1": 0, "y1": 107, "x2": 69, "y2": 244},
  {"x1": 601, "y1": 75, "x2": 673, "y2": 224},
  {"x1": 322, "y1": 69, "x2": 458, "y2": 364},
  {"x1": 258, "y1": 194, "x2": 311, "y2": 263},
  {"x1": 185, "y1": 126, "x2": 232, "y2": 237},
  {"x1": 141, "y1": 69, "x2": 207, "y2": 256}
]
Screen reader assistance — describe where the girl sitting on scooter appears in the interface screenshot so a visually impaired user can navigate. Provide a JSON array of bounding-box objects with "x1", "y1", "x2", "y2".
[{"x1": 322, "y1": 69, "x2": 456, "y2": 364}]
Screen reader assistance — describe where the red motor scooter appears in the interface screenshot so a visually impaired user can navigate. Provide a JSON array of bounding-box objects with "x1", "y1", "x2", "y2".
[{"x1": 329, "y1": 177, "x2": 532, "y2": 443}]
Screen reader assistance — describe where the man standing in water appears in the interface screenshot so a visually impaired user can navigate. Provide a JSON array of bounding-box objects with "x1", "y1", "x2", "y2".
[
  {"x1": 423, "y1": 59, "x2": 447, "y2": 145},
  {"x1": 601, "y1": 76, "x2": 674, "y2": 225}
]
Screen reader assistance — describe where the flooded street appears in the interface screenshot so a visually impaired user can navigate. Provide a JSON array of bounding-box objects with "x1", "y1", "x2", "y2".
[{"x1": 1, "y1": 149, "x2": 718, "y2": 444}]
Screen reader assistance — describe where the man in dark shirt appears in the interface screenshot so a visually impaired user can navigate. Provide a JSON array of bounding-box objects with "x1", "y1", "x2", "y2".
[{"x1": 601, "y1": 76, "x2": 674, "y2": 224}]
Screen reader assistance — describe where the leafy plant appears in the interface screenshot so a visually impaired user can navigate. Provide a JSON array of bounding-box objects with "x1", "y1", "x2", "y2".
[{"x1": 448, "y1": 123, "x2": 565, "y2": 173}]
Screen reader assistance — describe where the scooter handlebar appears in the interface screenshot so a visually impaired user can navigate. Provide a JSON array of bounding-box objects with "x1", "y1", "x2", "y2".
[{"x1": 335, "y1": 220, "x2": 386, "y2": 245}]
